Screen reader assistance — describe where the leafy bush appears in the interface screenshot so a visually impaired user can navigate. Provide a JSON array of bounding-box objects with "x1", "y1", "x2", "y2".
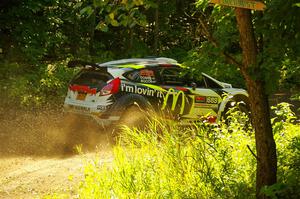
[
  {"x1": 267, "y1": 103, "x2": 300, "y2": 199},
  {"x1": 0, "y1": 60, "x2": 76, "y2": 108}
]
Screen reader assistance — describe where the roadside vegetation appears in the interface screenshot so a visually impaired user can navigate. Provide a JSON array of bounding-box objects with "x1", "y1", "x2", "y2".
[{"x1": 44, "y1": 103, "x2": 298, "y2": 199}]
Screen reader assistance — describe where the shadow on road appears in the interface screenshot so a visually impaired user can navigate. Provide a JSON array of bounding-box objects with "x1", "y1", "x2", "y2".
[{"x1": 0, "y1": 109, "x2": 116, "y2": 158}]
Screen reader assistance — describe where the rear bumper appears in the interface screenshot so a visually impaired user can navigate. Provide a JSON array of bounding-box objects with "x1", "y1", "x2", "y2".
[{"x1": 63, "y1": 103, "x2": 121, "y2": 127}]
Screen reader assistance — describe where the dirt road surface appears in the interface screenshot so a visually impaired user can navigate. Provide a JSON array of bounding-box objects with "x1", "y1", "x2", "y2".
[{"x1": 0, "y1": 109, "x2": 115, "y2": 198}]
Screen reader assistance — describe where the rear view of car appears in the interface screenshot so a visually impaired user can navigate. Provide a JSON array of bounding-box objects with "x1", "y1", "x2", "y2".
[{"x1": 64, "y1": 66, "x2": 122, "y2": 126}]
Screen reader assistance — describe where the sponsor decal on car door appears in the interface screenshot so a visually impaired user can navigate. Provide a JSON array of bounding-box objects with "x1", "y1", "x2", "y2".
[{"x1": 189, "y1": 88, "x2": 222, "y2": 117}]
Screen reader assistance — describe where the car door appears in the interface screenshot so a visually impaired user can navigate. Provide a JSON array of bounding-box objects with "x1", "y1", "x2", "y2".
[
  {"x1": 158, "y1": 67, "x2": 222, "y2": 121},
  {"x1": 158, "y1": 67, "x2": 194, "y2": 118}
]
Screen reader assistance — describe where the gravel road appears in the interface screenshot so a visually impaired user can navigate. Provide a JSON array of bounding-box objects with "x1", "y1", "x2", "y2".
[{"x1": 0, "y1": 109, "x2": 114, "y2": 198}]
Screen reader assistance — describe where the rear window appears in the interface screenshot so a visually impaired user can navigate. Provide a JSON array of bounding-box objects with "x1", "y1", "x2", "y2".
[{"x1": 71, "y1": 70, "x2": 112, "y2": 89}]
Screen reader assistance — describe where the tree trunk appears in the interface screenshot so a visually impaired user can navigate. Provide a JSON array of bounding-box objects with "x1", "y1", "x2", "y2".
[{"x1": 235, "y1": 8, "x2": 277, "y2": 199}]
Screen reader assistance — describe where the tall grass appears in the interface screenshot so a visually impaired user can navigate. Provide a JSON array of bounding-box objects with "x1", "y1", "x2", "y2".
[
  {"x1": 79, "y1": 121, "x2": 258, "y2": 198},
  {"x1": 72, "y1": 103, "x2": 300, "y2": 198}
]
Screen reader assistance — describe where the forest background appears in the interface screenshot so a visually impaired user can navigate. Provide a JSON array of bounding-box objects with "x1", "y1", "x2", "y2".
[{"x1": 1, "y1": 0, "x2": 299, "y2": 109}]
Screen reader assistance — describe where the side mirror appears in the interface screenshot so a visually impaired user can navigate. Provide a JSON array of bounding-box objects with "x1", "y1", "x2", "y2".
[{"x1": 191, "y1": 82, "x2": 197, "y2": 90}]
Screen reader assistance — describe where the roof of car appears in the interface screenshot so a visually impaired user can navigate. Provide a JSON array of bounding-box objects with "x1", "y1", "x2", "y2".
[
  {"x1": 98, "y1": 57, "x2": 180, "y2": 69},
  {"x1": 67, "y1": 57, "x2": 181, "y2": 70}
]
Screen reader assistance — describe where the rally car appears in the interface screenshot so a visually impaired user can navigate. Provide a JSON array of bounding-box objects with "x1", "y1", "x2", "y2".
[{"x1": 63, "y1": 57, "x2": 249, "y2": 127}]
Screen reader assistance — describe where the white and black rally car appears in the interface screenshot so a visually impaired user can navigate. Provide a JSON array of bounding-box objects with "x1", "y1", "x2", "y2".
[{"x1": 64, "y1": 57, "x2": 249, "y2": 127}]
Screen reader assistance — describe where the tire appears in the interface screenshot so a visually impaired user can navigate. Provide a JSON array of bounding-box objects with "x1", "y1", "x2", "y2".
[
  {"x1": 223, "y1": 99, "x2": 251, "y2": 129},
  {"x1": 113, "y1": 94, "x2": 151, "y2": 129},
  {"x1": 118, "y1": 105, "x2": 148, "y2": 129}
]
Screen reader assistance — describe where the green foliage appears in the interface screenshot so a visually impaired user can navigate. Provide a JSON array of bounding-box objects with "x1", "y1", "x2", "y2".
[
  {"x1": 78, "y1": 118, "x2": 257, "y2": 198},
  {"x1": 254, "y1": 0, "x2": 300, "y2": 93},
  {"x1": 195, "y1": 0, "x2": 300, "y2": 93},
  {"x1": 183, "y1": 46, "x2": 245, "y2": 88},
  {"x1": 78, "y1": 0, "x2": 156, "y2": 31},
  {"x1": 260, "y1": 183, "x2": 287, "y2": 199},
  {"x1": 186, "y1": 1, "x2": 245, "y2": 87},
  {"x1": 1, "y1": 1, "x2": 77, "y2": 62},
  {"x1": 223, "y1": 102, "x2": 252, "y2": 133},
  {"x1": 271, "y1": 103, "x2": 300, "y2": 199},
  {"x1": 0, "y1": 60, "x2": 76, "y2": 107},
  {"x1": 279, "y1": 58, "x2": 300, "y2": 90},
  {"x1": 66, "y1": 104, "x2": 300, "y2": 199}
]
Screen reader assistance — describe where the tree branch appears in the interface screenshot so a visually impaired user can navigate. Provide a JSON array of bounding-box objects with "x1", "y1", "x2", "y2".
[
  {"x1": 198, "y1": 15, "x2": 243, "y2": 68},
  {"x1": 247, "y1": 144, "x2": 259, "y2": 162}
]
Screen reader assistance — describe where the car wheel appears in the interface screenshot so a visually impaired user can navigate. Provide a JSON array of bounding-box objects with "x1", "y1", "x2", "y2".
[
  {"x1": 118, "y1": 104, "x2": 148, "y2": 129},
  {"x1": 223, "y1": 100, "x2": 251, "y2": 129}
]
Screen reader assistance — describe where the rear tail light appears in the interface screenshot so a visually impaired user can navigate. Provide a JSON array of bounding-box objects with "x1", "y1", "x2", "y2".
[
  {"x1": 100, "y1": 78, "x2": 120, "y2": 96},
  {"x1": 69, "y1": 85, "x2": 97, "y2": 94}
]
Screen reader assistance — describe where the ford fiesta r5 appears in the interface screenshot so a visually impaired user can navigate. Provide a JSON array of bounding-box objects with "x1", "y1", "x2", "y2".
[{"x1": 63, "y1": 57, "x2": 249, "y2": 127}]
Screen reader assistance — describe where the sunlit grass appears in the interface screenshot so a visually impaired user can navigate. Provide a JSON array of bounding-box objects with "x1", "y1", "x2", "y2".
[
  {"x1": 78, "y1": 114, "x2": 258, "y2": 198},
  {"x1": 46, "y1": 103, "x2": 300, "y2": 199}
]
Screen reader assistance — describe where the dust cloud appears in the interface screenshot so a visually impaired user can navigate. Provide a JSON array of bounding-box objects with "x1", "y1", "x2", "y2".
[
  {"x1": 0, "y1": 107, "x2": 116, "y2": 198},
  {"x1": 0, "y1": 108, "x2": 115, "y2": 157}
]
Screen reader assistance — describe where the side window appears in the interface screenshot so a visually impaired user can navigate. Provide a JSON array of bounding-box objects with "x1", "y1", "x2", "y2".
[
  {"x1": 160, "y1": 68, "x2": 184, "y2": 86},
  {"x1": 125, "y1": 69, "x2": 157, "y2": 84},
  {"x1": 159, "y1": 67, "x2": 207, "y2": 88},
  {"x1": 125, "y1": 70, "x2": 140, "y2": 82}
]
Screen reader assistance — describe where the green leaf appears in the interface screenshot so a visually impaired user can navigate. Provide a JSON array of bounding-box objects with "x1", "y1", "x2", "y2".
[
  {"x1": 109, "y1": 12, "x2": 115, "y2": 20},
  {"x1": 74, "y1": 2, "x2": 83, "y2": 9},
  {"x1": 110, "y1": 19, "x2": 119, "y2": 27},
  {"x1": 96, "y1": 22, "x2": 109, "y2": 32},
  {"x1": 133, "y1": 0, "x2": 144, "y2": 6},
  {"x1": 293, "y1": 3, "x2": 300, "y2": 7},
  {"x1": 80, "y1": 6, "x2": 93, "y2": 17}
]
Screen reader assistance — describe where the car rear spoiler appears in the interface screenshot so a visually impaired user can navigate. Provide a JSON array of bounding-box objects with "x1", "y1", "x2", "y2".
[
  {"x1": 67, "y1": 60, "x2": 100, "y2": 68},
  {"x1": 67, "y1": 60, "x2": 108, "y2": 73}
]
